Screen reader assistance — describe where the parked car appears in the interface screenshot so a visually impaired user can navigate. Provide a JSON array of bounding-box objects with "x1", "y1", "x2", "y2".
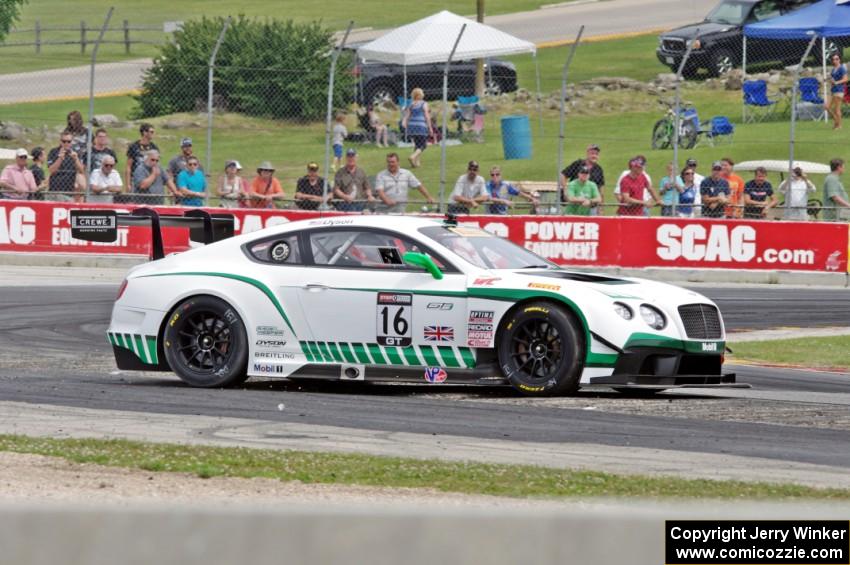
[
  {"x1": 353, "y1": 57, "x2": 518, "y2": 106},
  {"x1": 656, "y1": 0, "x2": 841, "y2": 77}
]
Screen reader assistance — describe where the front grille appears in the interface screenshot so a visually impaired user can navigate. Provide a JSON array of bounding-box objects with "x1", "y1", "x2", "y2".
[
  {"x1": 662, "y1": 38, "x2": 686, "y2": 52},
  {"x1": 678, "y1": 304, "x2": 723, "y2": 339}
]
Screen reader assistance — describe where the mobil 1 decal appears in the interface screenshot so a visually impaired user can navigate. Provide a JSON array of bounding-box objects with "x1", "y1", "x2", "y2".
[{"x1": 376, "y1": 292, "x2": 412, "y2": 346}]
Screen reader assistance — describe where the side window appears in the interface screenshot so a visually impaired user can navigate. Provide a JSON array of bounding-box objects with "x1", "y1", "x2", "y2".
[
  {"x1": 308, "y1": 229, "x2": 442, "y2": 269},
  {"x1": 752, "y1": 1, "x2": 780, "y2": 21},
  {"x1": 247, "y1": 233, "x2": 302, "y2": 265}
]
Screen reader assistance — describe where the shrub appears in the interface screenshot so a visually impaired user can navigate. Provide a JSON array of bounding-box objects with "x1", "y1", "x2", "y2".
[{"x1": 132, "y1": 16, "x2": 353, "y2": 121}]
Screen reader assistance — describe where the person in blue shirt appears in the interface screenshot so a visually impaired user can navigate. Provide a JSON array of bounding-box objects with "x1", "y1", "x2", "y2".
[
  {"x1": 176, "y1": 157, "x2": 207, "y2": 207},
  {"x1": 827, "y1": 53, "x2": 848, "y2": 130},
  {"x1": 485, "y1": 166, "x2": 538, "y2": 214},
  {"x1": 677, "y1": 167, "x2": 698, "y2": 218},
  {"x1": 658, "y1": 162, "x2": 683, "y2": 217}
]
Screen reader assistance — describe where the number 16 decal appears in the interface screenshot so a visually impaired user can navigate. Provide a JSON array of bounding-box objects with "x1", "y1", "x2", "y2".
[{"x1": 376, "y1": 292, "x2": 412, "y2": 346}]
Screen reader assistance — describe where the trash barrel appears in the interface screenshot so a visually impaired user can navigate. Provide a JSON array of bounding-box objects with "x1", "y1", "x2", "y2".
[{"x1": 501, "y1": 115, "x2": 533, "y2": 160}]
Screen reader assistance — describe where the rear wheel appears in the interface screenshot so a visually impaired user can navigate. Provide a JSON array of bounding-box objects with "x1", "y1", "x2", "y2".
[
  {"x1": 163, "y1": 295, "x2": 249, "y2": 388},
  {"x1": 679, "y1": 121, "x2": 697, "y2": 149},
  {"x1": 497, "y1": 302, "x2": 585, "y2": 396},
  {"x1": 651, "y1": 118, "x2": 672, "y2": 149},
  {"x1": 365, "y1": 81, "x2": 398, "y2": 108}
]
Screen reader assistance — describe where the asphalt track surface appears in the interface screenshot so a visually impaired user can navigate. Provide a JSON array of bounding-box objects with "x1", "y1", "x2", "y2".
[{"x1": 2, "y1": 283, "x2": 850, "y2": 473}]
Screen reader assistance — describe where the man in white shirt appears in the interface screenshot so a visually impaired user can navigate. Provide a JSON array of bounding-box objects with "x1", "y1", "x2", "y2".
[
  {"x1": 449, "y1": 160, "x2": 489, "y2": 214},
  {"x1": 88, "y1": 155, "x2": 123, "y2": 203},
  {"x1": 375, "y1": 152, "x2": 435, "y2": 214}
]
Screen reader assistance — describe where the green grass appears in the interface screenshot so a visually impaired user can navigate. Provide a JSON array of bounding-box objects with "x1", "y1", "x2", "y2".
[
  {"x1": 0, "y1": 0, "x2": 580, "y2": 74},
  {"x1": 0, "y1": 33, "x2": 843, "y2": 211},
  {"x1": 1, "y1": 434, "x2": 848, "y2": 499},
  {"x1": 731, "y1": 336, "x2": 850, "y2": 371}
]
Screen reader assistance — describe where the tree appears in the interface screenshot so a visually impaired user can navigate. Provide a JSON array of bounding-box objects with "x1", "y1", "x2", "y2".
[{"x1": 0, "y1": 0, "x2": 28, "y2": 42}]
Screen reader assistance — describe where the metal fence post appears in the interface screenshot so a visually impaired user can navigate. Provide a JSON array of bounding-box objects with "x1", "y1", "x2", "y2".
[
  {"x1": 321, "y1": 21, "x2": 353, "y2": 210},
  {"x1": 34, "y1": 20, "x2": 40, "y2": 54},
  {"x1": 672, "y1": 30, "x2": 698, "y2": 176},
  {"x1": 790, "y1": 34, "x2": 819, "y2": 177},
  {"x1": 205, "y1": 16, "x2": 231, "y2": 203},
  {"x1": 556, "y1": 26, "x2": 583, "y2": 214},
  {"x1": 123, "y1": 19, "x2": 130, "y2": 54},
  {"x1": 438, "y1": 24, "x2": 467, "y2": 213},
  {"x1": 86, "y1": 7, "x2": 114, "y2": 201},
  {"x1": 80, "y1": 20, "x2": 86, "y2": 54}
]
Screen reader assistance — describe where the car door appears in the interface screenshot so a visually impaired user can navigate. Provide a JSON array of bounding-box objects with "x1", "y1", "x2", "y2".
[{"x1": 294, "y1": 227, "x2": 470, "y2": 369}]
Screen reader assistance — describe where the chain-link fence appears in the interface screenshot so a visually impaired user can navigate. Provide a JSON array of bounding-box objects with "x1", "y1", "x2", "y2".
[{"x1": 1, "y1": 2, "x2": 849, "y2": 222}]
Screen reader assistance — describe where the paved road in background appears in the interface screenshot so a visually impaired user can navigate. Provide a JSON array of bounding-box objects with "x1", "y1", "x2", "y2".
[{"x1": 0, "y1": 0, "x2": 705, "y2": 103}]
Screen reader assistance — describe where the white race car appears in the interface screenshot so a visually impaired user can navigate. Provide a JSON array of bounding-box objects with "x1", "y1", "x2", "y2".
[{"x1": 74, "y1": 210, "x2": 737, "y2": 396}]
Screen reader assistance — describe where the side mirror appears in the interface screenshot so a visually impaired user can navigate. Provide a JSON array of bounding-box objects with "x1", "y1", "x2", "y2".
[{"x1": 403, "y1": 251, "x2": 443, "y2": 280}]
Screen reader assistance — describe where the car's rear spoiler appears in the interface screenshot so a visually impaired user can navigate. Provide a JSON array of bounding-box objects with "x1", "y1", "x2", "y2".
[{"x1": 69, "y1": 208, "x2": 235, "y2": 261}]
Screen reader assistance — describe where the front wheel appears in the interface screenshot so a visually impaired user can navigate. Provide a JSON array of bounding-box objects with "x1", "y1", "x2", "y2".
[
  {"x1": 497, "y1": 302, "x2": 585, "y2": 396},
  {"x1": 708, "y1": 48, "x2": 735, "y2": 77},
  {"x1": 652, "y1": 118, "x2": 672, "y2": 149},
  {"x1": 163, "y1": 295, "x2": 249, "y2": 388}
]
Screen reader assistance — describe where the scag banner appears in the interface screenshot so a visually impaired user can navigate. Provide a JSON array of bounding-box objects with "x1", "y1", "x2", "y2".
[{"x1": 0, "y1": 201, "x2": 847, "y2": 273}]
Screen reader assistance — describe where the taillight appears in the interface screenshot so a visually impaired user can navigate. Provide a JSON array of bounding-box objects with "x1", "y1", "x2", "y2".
[{"x1": 117, "y1": 279, "x2": 128, "y2": 300}]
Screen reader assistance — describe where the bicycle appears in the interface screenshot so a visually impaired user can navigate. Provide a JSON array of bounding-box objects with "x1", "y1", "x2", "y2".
[{"x1": 651, "y1": 100, "x2": 698, "y2": 150}]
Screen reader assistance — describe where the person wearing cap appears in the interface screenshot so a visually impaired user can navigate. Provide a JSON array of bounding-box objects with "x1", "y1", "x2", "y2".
[
  {"x1": 743, "y1": 166, "x2": 777, "y2": 220},
  {"x1": 333, "y1": 148, "x2": 374, "y2": 212},
  {"x1": 294, "y1": 162, "x2": 327, "y2": 210},
  {"x1": 822, "y1": 158, "x2": 850, "y2": 221},
  {"x1": 778, "y1": 166, "x2": 816, "y2": 221},
  {"x1": 699, "y1": 162, "x2": 731, "y2": 219},
  {"x1": 218, "y1": 160, "x2": 248, "y2": 208},
  {"x1": 615, "y1": 155, "x2": 659, "y2": 216},
  {"x1": 0, "y1": 149, "x2": 37, "y2": 199},
  {"x1": 246, "y1": 161, "x2": 285, "y2": 209},
  {"x1": 449, "y1": 161, "x2": 489, "y2": 215},
  {"x1": 125, "y1": 123, "x2": 158, "y2": 188},
  {"x1": 168, "y1": 137, "x2": 202, "y2": 183},
  {"x1": 719, "y1": 157, "x2": 745, "y2": 219},
  {"x1": 617, "y1": 157, "x2": 655, "y2": 216},
  {"x1": 176, "y1": 156, "x2": 208, "y2": 207},
  {"x1": 487, "y1": 166, "x2": 538, "y2": 215},
  {"x1": 88, "y1": 154, "x2": 123, "y2": 204},
  {"x1": 561, "y1": 144, "x2": 605, "y2": 214},
  {"x1": 658, "y1": 162, "x2": 683, "y2": 217},
  {"x1": 564, "y1": 165, "x2": 601, "y2": 216},
  {"x1": 374, "y1": 152, "x2": 434, "y2": 214}
]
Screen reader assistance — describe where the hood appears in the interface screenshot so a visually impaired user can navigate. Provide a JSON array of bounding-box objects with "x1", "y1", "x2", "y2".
[{"x1": 661, "y1": 21, "x2": 734, "y2": 40}]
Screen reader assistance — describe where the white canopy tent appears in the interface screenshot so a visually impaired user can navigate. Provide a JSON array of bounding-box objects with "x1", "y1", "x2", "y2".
[{"x1": 357, "y1": 11, "x2": 540, "y2": 209}]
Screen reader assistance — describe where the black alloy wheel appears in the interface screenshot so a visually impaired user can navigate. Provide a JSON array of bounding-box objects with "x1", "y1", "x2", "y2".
[
  {"x1": 163, "y1": 295, "x2": 249, "y2": 388},
  {"x1": 497, "y1": 302, "x2": 584, "y2": 396}
]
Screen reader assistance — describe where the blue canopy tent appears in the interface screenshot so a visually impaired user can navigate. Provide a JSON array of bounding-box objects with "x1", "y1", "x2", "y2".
[{"x1": 744, "y1": 0, "x2": 850, "y2": 120}]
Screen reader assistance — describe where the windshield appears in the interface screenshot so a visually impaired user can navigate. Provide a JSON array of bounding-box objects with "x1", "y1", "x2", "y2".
[
  {"x1": 419, "y1": 225, "x2": 556, "y2": 270},
  {"x1": 705, "y1": 0, "x2": 751, "y2": 25}
]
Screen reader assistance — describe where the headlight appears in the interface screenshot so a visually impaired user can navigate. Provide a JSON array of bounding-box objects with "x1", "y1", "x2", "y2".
[
  {"x1": 613, "y1": 302, "x2": 633, "y2": 320},
  {"x1": 640, "y1": 305, "x2": 666, "y2": 330}
]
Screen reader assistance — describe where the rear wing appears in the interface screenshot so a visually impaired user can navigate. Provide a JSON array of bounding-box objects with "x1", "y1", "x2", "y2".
[{"x1": 69, "y1": 208, "x2": 236, "y2": 261}]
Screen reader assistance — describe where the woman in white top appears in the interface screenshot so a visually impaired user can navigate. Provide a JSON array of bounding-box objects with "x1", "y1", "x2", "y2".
[
  {"x1": 218, "y1": 160, "x2": 248, "y2": 208},
  {"x1": 778, "y1": 166, "x2": 816, "y2": 221}
]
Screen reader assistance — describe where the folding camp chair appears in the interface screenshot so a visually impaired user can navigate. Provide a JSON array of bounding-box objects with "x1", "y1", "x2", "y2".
[
  {"x1": 696, "y1": 116, "x2": 735, "y2": 147},
  {"x1": 743, "y1": 80, "x2": 778, "y2": 123},
  {"x1": 796, "y1": 77, "x2": 826, "y2": 121},
  {"x1": 454, "y1": 95, "x2": 487, "y2": 142}
]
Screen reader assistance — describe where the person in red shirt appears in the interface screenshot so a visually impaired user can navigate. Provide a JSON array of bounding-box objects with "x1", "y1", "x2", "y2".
[
  {"x1": 617, "y1": 157, "x2": 655, "y2": 216},
  {"x1": 721, "y1": 157, "x2": 745, "y2": 219}
]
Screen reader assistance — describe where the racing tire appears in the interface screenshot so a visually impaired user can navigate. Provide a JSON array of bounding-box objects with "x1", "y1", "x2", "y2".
[
  {"x1": 651, "y1": 119, "x2": 672, "y2": 150},
  {"x1": 163, "y1": 295, "x2": 249, "y2": 388},
  {"x1": 497, "y1": 301, "x2": 585, "y2": 397}
]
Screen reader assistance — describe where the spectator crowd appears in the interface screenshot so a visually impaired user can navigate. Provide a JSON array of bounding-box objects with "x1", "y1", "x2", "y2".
[{"x1": 0, "y1": 111, "x2": 848, "y2": 222}]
